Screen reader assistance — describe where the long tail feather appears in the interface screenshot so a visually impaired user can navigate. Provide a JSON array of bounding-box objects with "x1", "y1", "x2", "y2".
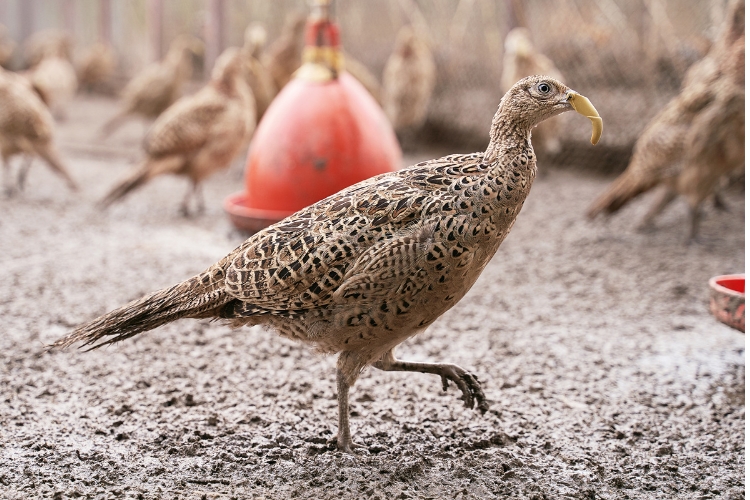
[
  {"x1": 587, "y1": 172, "x2": 657, "y2": 219},
  {"x1": 51, "y1": 260, "x2": 232, "y2": 350},
  {"x1": 99, "y1": 110, "x2": 130, "y2": 138},
  {"x1": 99, "y1": 156, "x2": 183, "y2": 208},
  {"x1": 35, "y1": 144, "x2": 79, "y2": 191}
]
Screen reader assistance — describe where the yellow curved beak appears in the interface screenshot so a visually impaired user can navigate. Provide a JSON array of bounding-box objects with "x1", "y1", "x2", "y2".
[{"x1": 568, "y1": 92, "x2": 602, "y2": 145}]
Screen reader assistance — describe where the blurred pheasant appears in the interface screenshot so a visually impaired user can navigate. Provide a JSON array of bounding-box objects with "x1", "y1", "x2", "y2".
[
  {"x1": 77, "y1": 42, "x2": 118, "y2": 93},
  {"x1": 0, "y1": 24, "x2": 15, "y2": 69},
  {"x1": 501, "y1": 27, "x2": 565, "y2": 156},
  {"x1": 343, "y1": 51, "x2": 382, "y2": 104},
  {"x1": 24, "y1": 30, "x2": 73, "y2": 69},
  {"x1": 54, "y1": 75, "x2": 601, "y2": 453},
  {"x1": 241, "y1": 24, "x2": 276, "y2": 121},
  {"x1": 263, "y1": 12, "x2": 306, "y2": 93},
  {"x1": 100, "y1": 35, "x2": 204, "y2": 138},
  {"x1": 0, "y1": 68, "x2": 78, "y2": 194},
  {"x1": 26, "y1": 41, "x2": 78, "y2": 119},
  {"x1": 587, "y1": 0, "x2": 744, "y2": 240},
  {"x1": 382, "y1": 26, "x2": 436, "y2": 140},
  {"x1": 100, "y1": 47, "x2": 255, "y2": 215}
]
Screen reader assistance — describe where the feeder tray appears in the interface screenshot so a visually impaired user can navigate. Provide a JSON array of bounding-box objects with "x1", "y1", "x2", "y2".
[{"x1": 708, "y1": 274, "x2": 744, "y2": 333}]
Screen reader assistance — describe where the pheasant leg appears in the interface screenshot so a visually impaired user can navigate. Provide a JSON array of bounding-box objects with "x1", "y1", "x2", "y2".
[
  {"x1": 687, "y1": 205, "x2": 703, "y2": 243},
  {"x1": 336, "y1": 368, "x2": 366, "y2": 454},
  {"x1": 373, "y1": 348, "x2": 489, "y2": 413},
  {"x1": 638, "y1": 187, "x2": 677, "y2": 231},
  {"x1": 17, "y1": 156, "x2": 32, "y2": 191}
]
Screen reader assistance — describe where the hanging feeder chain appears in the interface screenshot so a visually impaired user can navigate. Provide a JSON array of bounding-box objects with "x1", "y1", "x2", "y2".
[{"x1": 297, "y1": 0, "x2": 344, "y2": 81}]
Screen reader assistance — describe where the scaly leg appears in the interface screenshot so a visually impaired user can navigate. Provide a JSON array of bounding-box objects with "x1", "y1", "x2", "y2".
[
  {"x1": 336, "y1": 368, "x2": 365, "y2": 454},
  {"x1": 179, "y1": 182, "x2": 195, "y2": 217},
  {"x1": 373, "y1": 348, "x2": 489, "y2": 413},
  {"x1": 17, "y1": 156, "x2": 32, "y2": 192},
  {"x1": 638, "y1": 187, "x2": 677, "y2": 232},
  {"x1": 194, "y1": 184, "x2": 206, "y2": 214},
  {"x1": 687, "y1": 204, "x2": 702, "y2": 244},
  {"x1": 2, "y1": 155, "x2": 13, "y2": 197}
]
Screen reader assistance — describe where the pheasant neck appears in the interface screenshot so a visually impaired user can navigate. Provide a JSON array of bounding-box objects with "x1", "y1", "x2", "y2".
[{"x1": 483, "y1": 108, "x2": 533, "y2": 165}]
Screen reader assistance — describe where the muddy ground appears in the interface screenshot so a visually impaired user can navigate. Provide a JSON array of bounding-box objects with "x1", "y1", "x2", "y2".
[{"x1": 0, "y1": 94, "x2": 744, "y2": 499}]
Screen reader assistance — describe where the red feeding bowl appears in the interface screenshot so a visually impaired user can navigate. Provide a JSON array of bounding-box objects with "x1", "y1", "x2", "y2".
[{"x1": 708, "y1": 274, "x2": 745, "y2": 333}]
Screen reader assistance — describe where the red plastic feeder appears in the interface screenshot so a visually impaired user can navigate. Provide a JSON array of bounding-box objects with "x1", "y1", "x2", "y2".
[
  {"x1": 225, "y1": 1, "x2": 401, "y2": 234},
  {"x1": 708, "y1": 274, "x2": 744, "y2": 333}
]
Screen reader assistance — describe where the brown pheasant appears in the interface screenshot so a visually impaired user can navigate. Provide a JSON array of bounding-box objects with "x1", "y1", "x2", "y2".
[
  {"x1": 241, "y1": 24, "x2": 276, "y2": 121},
  {"x1": 77, "y1": 42, "x2": 118, "y2": 93},
  {"x1": 53, "y1": 75, "x2": 601, "y2": 453},
  {"x1": 263, "y1": 12, "x2": 306, "y2": 93},
  {"x1": 99, "y1": 47, "x2": 255, "y2": 215},
  {"x1": 0, "y1": 24, "x2": 15, "y2": 69},
  {"x1": 586, "y1": 0, "x2": 744, "y2": 240},
  {"x1": 26, "y1": 41, "x2": 78, "y2": 119},
  {"x1": 501, "y1": 27, "x2": 566, "y2": 157},
  {"x1": 24, "y1": 30, "x2": 73, "y2": 69},
  {"x1": 100, "y1": 35, "x2": 204, "y2": 137},
  {"x1": 0, "y1": 68, "x2": 78, "y2": 194},
  {"x1": 382, "y1": 26, "x2": 436, "y2": 136}
]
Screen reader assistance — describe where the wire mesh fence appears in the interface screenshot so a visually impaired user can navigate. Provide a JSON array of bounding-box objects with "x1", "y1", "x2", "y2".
[{"x1": 0, "y1": 0, "x2": 728, "y2": 170}]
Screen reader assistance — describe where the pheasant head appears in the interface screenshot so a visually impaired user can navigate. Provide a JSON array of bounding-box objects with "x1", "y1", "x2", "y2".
[{"x1": 488, "y1": 75, "x2": 602, "y2": 157}]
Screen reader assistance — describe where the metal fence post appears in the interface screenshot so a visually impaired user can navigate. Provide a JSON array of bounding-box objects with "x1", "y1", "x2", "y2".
[{"x1": 205, "y1": 0, "x2": 225, "y2": 77}]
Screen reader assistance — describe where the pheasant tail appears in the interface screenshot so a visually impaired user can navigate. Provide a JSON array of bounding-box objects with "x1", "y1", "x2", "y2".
[
  {"x1": 51, "y1": 258, "x2": 233, "y2": 350},
  {"x1": 35, "y1": 143, "x2": 78, "y2": 191},
  {"x1": 586, "y1": 172, "x2": 657, "y2": 218},
  {"x1": 100, "y1": 156, "x2": 182, "y2": 207}
]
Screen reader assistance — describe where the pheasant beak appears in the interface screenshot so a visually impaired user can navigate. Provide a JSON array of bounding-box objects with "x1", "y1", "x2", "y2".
[{"x1": 566, "y1": 91, "x2": 602, "y2": 145}]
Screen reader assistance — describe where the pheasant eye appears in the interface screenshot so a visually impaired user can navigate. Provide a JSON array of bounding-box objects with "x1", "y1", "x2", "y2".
[{"x1": 537, "y1": 83, "x2": 551, "y2": 94}]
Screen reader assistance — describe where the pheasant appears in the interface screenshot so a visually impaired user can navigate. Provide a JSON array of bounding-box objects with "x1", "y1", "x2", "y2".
[
  {"x1": 77, "y1": 42, "x2": 118, "y2": 93},
  {"x1": 53, "y1": 75, "x2": 601, "y2": 453},
  {"x1": 26, "y1": 41, "x2": 78, "y2": 119},
  {"x1": 501, "y1": 27, "x2": 566, "y2": 157},
  {"x1": 263, "y1": 12, "x2": 307, "y2": 93},
  {"x1": 99, "y1": 47, "x2": 255, "y2": 215},
  {"x1": 0, "y1": 68, "x2": 78, "y2": 194},
  {"x1": 382, "y1": 25, "x2": 436, "y2": 137},
  {"x1": 0, "y1": 24, "x2": 15, "y2": 69},
  {"x1": 100, "y1": 35, "x2": 204, "y2": 138},
  {"x1": 241, "y1": 24, "x2": 276, "y2": 121},
  {"x1": 586, "y1": 0, "x2": 744, "y2": 240},
  {"x1": 24, "y1": 30, "x2": 73, "y2": 69}
]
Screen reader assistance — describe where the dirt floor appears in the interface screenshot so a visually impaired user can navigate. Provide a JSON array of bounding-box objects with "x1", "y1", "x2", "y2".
[{"x1": 0, "y1": 94, "x2": 745, "y2": 499}]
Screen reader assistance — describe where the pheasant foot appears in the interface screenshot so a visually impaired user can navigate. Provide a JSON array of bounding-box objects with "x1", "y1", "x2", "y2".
[{"x1": 373, "y1": 348, "x2": 489, "y2": 413}]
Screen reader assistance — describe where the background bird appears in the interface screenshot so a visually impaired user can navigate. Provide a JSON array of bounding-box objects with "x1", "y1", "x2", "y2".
[
  {"x1": 0, "y1": 24, "x2": 16, "y2": 69},
  {"x1": 382, "y1": 25, "x2": 436, "y2": 143},
  {"x1": 0, "y1": 67, "x2": 78, "y2": 195},
  {"x1": 54, "y1": 75, "x2": 601, "y2": 453},
  {"x1": 342, "y1": 50, "x2": 382, "y2": 104},
  {"x1": 100, "y1": 35, "x2": 204, "y2": 138},
  {"x1": 241, "y1": 24, "x2": 276, "y2": 121},
  {"x1": 100, "y1": 46, "x2": 255, "y2": 215},
  {"x1": 76, "y1": 41, "x2": 118, "y2": 93},
  {"x1": 23, "y1": 29, "x2": 73, "y2": 69},
  {"x1": 263, "y1": 12, "x2": 306, "y2": 93},
  {"x1": 586, "y1": 0, "x2": 744, "y2": 241},
  {"x1": 26, "y1": 40, "x2": 78, "y2": 119},
  {"x1": 501, "y1": 27, "x2": 566, "y2": 157}
]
